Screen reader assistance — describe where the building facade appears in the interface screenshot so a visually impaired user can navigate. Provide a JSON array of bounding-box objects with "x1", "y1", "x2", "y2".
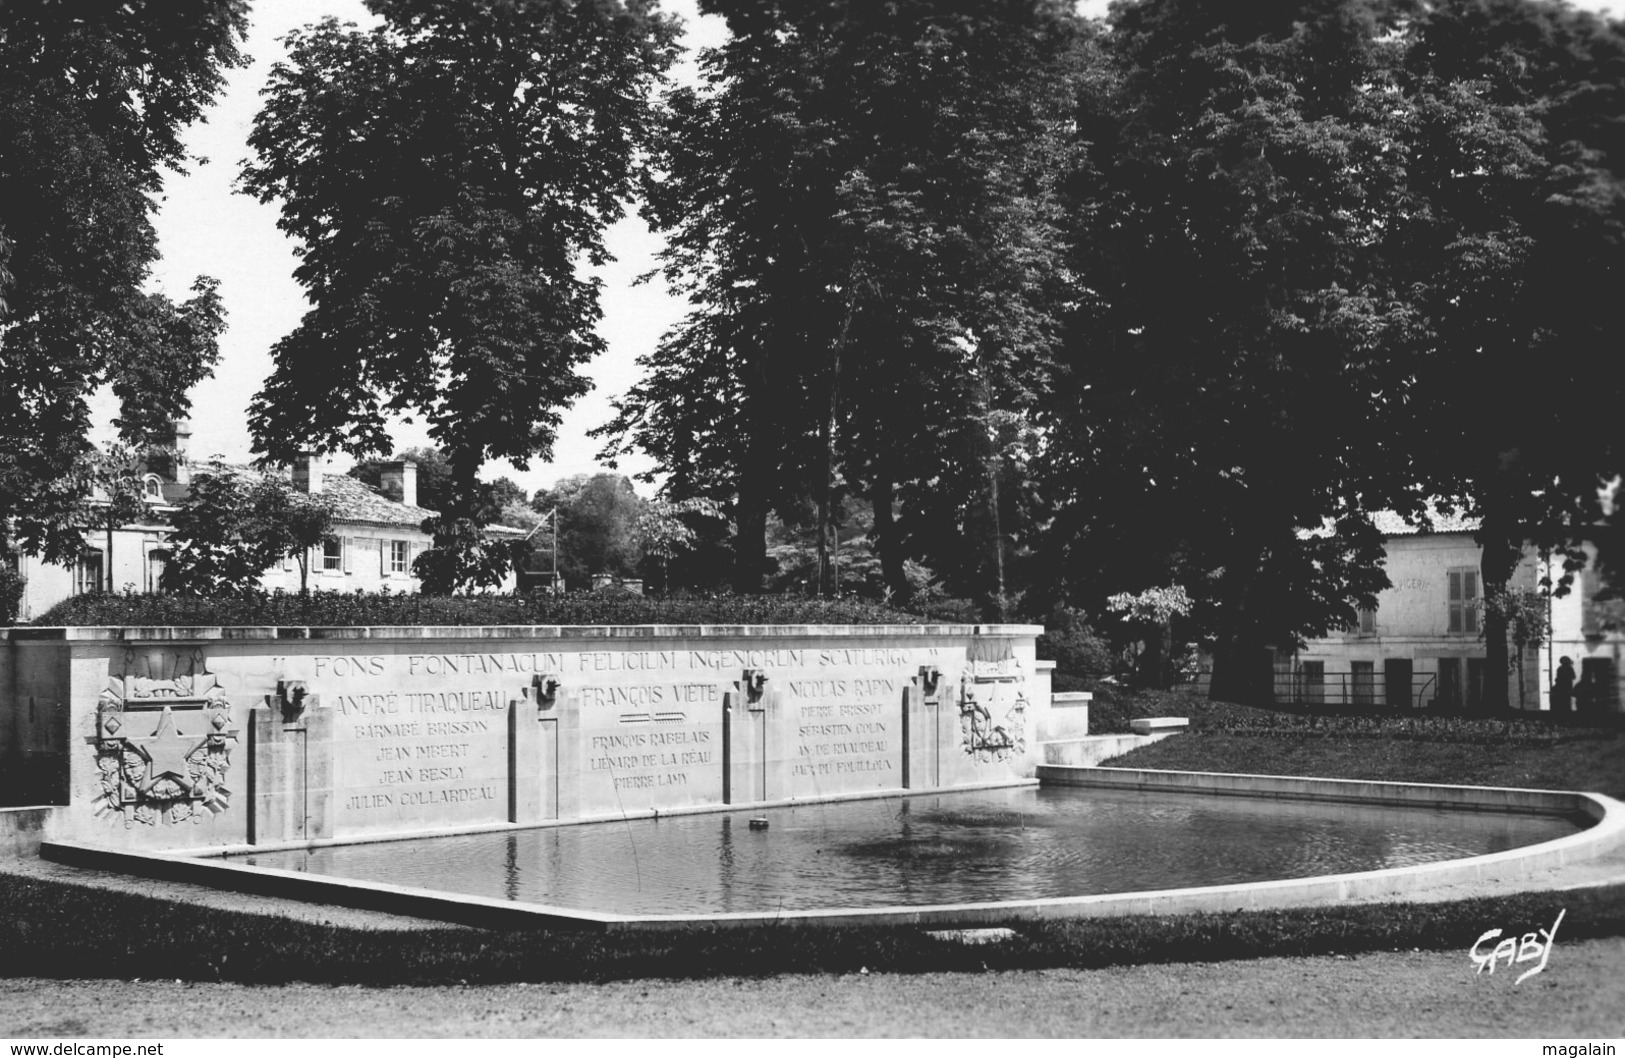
[
  {"x1": 11, "y1": 427, "x2": 516, "y2": 622},
  {"x1": 1289, "y1": 513, "x2": 1622, "y2": 714}
]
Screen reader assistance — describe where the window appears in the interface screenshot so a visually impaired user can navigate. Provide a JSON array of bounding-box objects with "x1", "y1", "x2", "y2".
[
  {"x1": 1466, "y1": 657, "x2": 1486, "y2": 711},
  {"x1": 1357, "y1": 608, "x2": 1376, "y2": 635},
  {"x1": 74, "y1": 550, "x2": 103, "y2": 595},
  {"x1": 1352, "y1": 661, "x2": 1375, "y2": 706},
  {"x1": 1299, "y1": 661, "x2": 1325, "y2": 704},
  {"x1": 1579, "y1": 658, "x2": 1619, "y2": 713},
  {"x1": 1583, "y1": 561, "x2": 1604, "y2": 637},
  {"x1": 1447, "y1": 568, "x2": 1479, "y2": 634},
  {"x1": 389, "y1": 540, "x2": 410, "y2": 574},
  {"x1": 143, "y1": 475, "x2": 164, "y2": 501},
  {"x1": 322, "y1": 537, "x2": 344, "y2": 572},
  {"x1": 1437, "y1": 658, "x2": 1461, "y2": 709},
  {"x1": 146, "y1": 548, "x2": 169, "y2": 592}
]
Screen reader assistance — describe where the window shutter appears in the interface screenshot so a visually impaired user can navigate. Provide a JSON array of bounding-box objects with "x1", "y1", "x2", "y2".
[
  {"x1": 1447, "y1": 572, "x2": 1462, "y2": 632},
  {"x1": 1464, "y1": 572, "x2": 1479, "y2": 632},
  {"x1": 342, "y1": 537, "x2": 354, "y2": 573},
  {"x1": 380, "y1": 539, "x2": 388, "y2": 573}
]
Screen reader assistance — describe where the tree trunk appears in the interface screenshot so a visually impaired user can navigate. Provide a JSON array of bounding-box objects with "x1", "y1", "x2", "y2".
[
  {"x1": 1478, "y1": 516, "x2": 1522, "y2": 713},
  {"x1": 733, "y1": 344, "x2": 773, "y2": 594},
  {"x1": 871, "y1": 474, "x2": 908, "y2": 601},
  {"x1": 104, "y1": 523, "x2": 114, "y2": 593},
  {"x1": 732, "y1": 470, "x2": 769, "y2": 594},
  {"x1": 1207, "y1": 561, "x2": 1270, "y2": 704},
  {"x1": 816, "y1": 282, "x2": 855, "y2": 598}
]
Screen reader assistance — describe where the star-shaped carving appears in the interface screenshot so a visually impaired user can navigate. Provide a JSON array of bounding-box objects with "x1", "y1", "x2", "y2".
[{"x1": 126, "y1": 707, "x2": 205, "y2": 797}]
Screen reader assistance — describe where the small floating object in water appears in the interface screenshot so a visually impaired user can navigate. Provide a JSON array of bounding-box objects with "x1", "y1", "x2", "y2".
[{"x1": 749, "y1": 817, "x2": 769, "y2": 830}]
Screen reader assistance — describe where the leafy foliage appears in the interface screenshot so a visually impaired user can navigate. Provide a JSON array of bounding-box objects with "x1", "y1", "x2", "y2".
[
  {"x1": 1037, "y1": 608, "x2": 1117, "y2": 678},
  {"x1": 0, "y1": 1, "x2": 242, "y2": 564},
  {"x1": 1038, "y1": 0, "x2": 1624, "y2": 703},
  {"x1": 160, "y1": 465, "x2": 338, "y2": 595},
  {"x1": 532, "y1": 473, "x2": 647, "y2": 588},
  {"x1": 81, "y1": 444, "x2": 155, "y2": 592},
  {"x1": 600, "y1": 0, "x2": 1085, "y2": 604},
  {"x1": 240, "y1": 1, "x2": 679, "y2": 547},
  {"x1": 411, "y1": 515, "x2": 527, "y2": 595},
  {"x1": 0, "y1": 562, "x2": 22, "y2": 626}
]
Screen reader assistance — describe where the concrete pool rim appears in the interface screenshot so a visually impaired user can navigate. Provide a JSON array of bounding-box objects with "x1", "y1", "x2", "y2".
[{"x1": 33, "y1": 768, "x2": 1625, "y2": 933}]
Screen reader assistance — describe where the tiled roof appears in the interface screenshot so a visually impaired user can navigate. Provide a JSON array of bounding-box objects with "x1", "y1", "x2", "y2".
[
  {"x1": 1370, "y1": 508, "x2": 1481, "y2": 536},
  {"x1": 317, "y1": 472, "x2": 438, "y2": 529},
  {"x1": 1298, "y1": 503, "x2": 1481, "y2": 540},
  {"x1": 177, "y1": 463, "x2": 524, "y2": 534}
]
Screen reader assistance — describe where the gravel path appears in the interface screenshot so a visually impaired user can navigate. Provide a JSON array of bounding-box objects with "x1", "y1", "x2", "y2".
[{"x1": 4, "y1": 940, "x2": 1623, "y2": 1038}]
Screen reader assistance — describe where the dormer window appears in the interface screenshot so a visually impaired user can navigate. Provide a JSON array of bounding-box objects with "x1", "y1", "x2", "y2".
[{"x1": 143, "y1": 475, "x2": 164, "y2": 501}]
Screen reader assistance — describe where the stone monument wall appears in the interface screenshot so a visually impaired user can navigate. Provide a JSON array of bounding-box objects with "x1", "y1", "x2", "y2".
[{"x1": 0, "y1": 624, "x2": 1044, "y2": 853}]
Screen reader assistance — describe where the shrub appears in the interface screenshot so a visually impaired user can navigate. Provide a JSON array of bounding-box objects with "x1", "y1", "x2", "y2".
[
  {"x1": 32, "y1": 589, "x2": 946, "y2": 628},
  {"x1": 1037, "y1": 607, "x2": 1115, "y2": 677},
  {"x1": 0, "y1": 564, "x2": 22, "y2": 626}
]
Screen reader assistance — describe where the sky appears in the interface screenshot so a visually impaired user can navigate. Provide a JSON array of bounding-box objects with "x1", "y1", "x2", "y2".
[{"x1": 120, "y1": 0, "x2": 1612, "y2": 499}]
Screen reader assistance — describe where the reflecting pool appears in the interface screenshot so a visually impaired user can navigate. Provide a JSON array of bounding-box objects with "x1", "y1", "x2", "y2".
[{"x1": 241, "y1": 785, "x2": 1584, "y2": 916}]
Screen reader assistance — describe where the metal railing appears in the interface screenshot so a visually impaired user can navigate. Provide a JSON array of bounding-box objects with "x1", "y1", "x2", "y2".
[{"x1": 1272, "y1": 672, "x2": 1439, "y2": 710}]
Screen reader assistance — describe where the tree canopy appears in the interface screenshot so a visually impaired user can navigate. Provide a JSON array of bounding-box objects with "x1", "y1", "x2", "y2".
[
  {"x1": 0, "y1": 0, "x2": 243, "y2": 564},
  {"x1": 533, "y1": 473, "x2": 647, "y2": 588},
  {"x1": 241, "y1": 0, "x2": 679, "y2": 544},
  {"x1": 161, "y1": 464, "x2": 337, "y2": 595},
  {"x1": 1031, "y1": 0, "x2": 1624, "y2": 701},
  {"x1": 599, "y1": 0, "x2": 1085, "y2": 610}
]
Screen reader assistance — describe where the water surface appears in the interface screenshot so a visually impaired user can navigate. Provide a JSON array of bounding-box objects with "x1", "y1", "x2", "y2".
[{"x1": 242, "y1": 785, "x2": 1583, "y2": 915}]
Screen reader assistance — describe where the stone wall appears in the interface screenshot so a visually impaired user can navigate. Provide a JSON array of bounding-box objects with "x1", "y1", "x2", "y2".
[{"x1": 0, "y1": 624, "x2": 1043, "y2": 852}]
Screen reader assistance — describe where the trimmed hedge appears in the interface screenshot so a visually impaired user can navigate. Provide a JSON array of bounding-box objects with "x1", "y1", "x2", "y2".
[{"x1": 31, "y1": 588, "x2": 946, "y2": 628}]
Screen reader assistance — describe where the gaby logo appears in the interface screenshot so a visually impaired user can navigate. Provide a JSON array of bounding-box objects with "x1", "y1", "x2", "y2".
[{"x1": 1470, "y1": 908, "x2": 1565, "y2": 984}]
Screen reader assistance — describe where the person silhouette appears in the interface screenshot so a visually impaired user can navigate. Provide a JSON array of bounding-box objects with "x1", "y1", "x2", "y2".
[{"x1": 1552, "y1": 656, "x2": 1577, "y2": 713}]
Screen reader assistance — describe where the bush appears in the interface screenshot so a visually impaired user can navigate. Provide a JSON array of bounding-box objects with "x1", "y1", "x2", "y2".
[
  {"x1": 1037, "y1": 607, "x2": 1116, "y2": 677},
  {"x1": 0, "y1": 564, "x2": 22, "y2": 626},
  {"x1": 32, "y1": 589, "x2": 947, "y2": 628}
]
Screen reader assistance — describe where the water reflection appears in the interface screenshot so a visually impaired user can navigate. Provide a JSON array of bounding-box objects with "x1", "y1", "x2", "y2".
[{"x1": 243, "y1": 786, "x2": 1583, "y2": 916}]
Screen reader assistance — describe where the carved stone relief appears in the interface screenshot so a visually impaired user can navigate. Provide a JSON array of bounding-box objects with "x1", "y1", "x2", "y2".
[{"x1": 89, "y1": 649, "x2": 238, "y2": 827}]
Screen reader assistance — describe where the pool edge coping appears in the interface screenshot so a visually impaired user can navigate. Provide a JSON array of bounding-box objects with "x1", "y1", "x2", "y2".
[{"x1": 35, "y1": 769, "x2": 1625, "y2": 933}]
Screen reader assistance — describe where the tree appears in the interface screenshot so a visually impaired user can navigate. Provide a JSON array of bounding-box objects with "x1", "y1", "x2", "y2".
[
  {"x1": 533, "y1": 473, "x2": 646, "y2": 588},
  {"x1": 1036, "y1": 0, "x2": 1624, "y2": 705},
  {"x1": 600, "y1": 0, "x2": 1084, "y2": 609},
  {"x1": 1106, "y1": 586, "x2": 1193, "y2": 690},
  {"x1": 638, "y1": 496, "x2": 723, "y2": 594},
  {"x1": 1386, "y1": 0, "x2": 1625, "y2": 709},
  {"x1": 84, "y1": 444, "x2": 155, "y2": 592},
  {"x1": 1482, "y1": 588, "x2": 1550, "y2": 710},
  {"x1": 162, "y1": 464, "x2": 337, "y2": 595},
  {"x1": 0, "y1": 1, "x2": 242, "y2": 566},
  {"x1": 241, "y1": 0, "x2": 679, "y2": 585},
  {"x1": 1039, "y1": 0, "x2": 1426, "y2": 698}
]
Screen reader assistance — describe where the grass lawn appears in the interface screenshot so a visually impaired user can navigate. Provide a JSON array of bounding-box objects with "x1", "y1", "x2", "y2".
[{"x1": 1097, "y1": 690, "x2": 1625, "y2": 800}]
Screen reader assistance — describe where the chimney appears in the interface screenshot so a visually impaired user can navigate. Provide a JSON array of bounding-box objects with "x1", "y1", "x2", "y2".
[
  {"x1": 149, "y1": 420, "x2": 191, "y2": 485},
  {"x1": 379, "y1": 460, "x2": 418, "y2": 507},
  {"x1": 292, "y1": 451, "x2": 325, "y2": 494}
]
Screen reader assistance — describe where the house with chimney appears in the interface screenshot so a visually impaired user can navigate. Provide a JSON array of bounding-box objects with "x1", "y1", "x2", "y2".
[{"x1": 9, "y1": 423, "x2": 518, "y2": 621}]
